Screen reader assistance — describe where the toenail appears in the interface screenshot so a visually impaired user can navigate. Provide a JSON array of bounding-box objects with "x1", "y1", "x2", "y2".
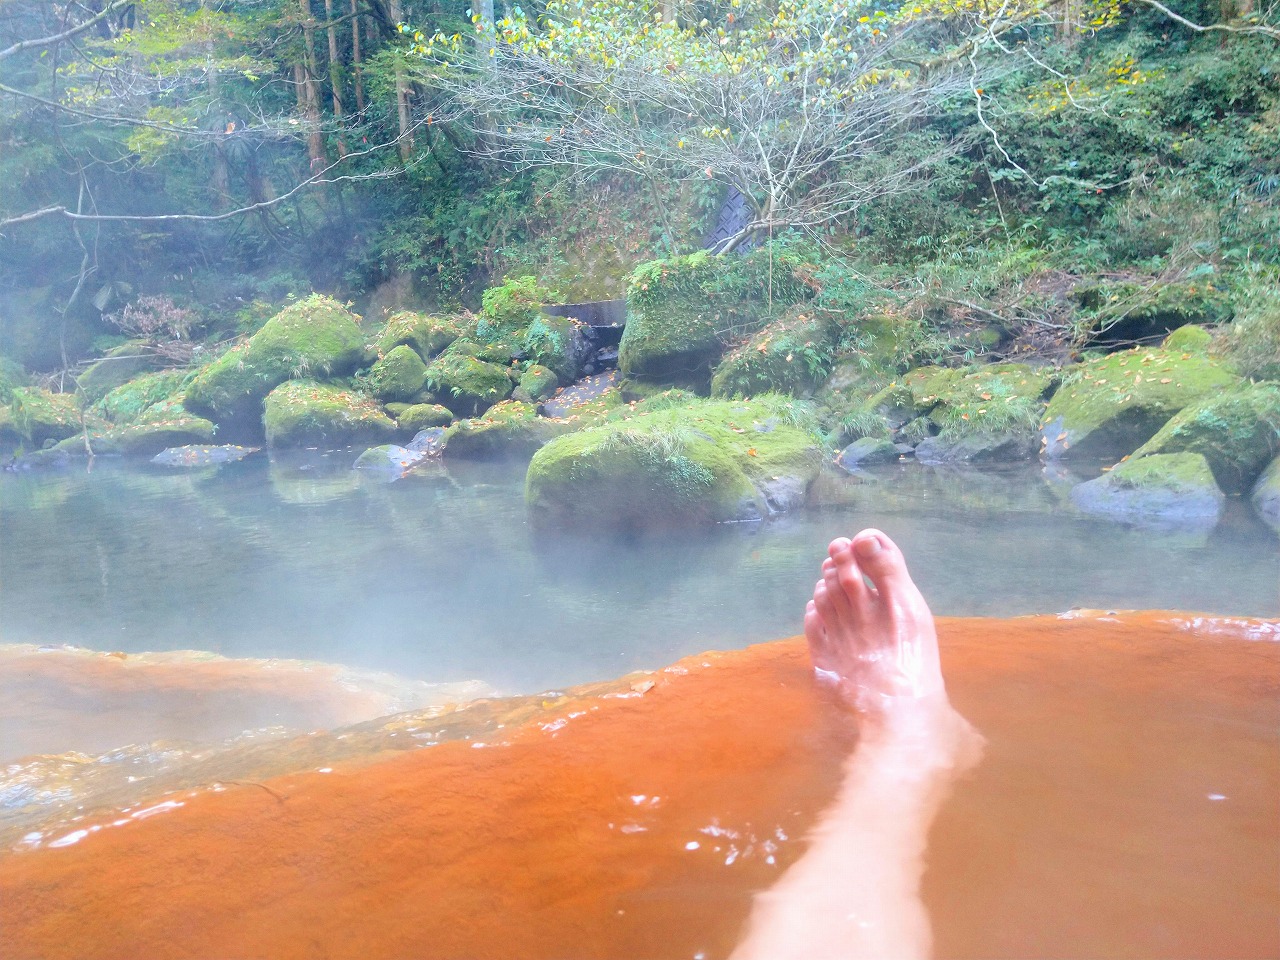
[{"x1": 854, "y1": 536, "x2": 882, "y2": 558}]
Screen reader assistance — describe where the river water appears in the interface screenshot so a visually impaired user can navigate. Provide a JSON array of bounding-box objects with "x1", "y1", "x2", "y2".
[{"x1": 1, "y1": 453, "x2": 1275, "y2": 694}]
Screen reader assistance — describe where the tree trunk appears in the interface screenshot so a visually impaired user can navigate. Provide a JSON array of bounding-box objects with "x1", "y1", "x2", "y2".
[
  {"x1": 324, "y1": 0, "x2": 347, "y2": 156},
  {"x1": 351, "y1": 0, "x2": 366, "y2": 113},
  {"x1": 297, "y1": 0, "x2": 327, "y2": 169},
  {"x1": 202, "y1": 0, "x2": 230, "y2": 209},
  {"x1": 387, "y1": 0, "x2": 413, "y2": 161}
]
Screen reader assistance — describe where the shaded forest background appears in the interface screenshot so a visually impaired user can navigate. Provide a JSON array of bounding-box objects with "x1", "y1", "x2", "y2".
[{"x1": 1, "y1": 0, "x2": 1277, "y2": 376}]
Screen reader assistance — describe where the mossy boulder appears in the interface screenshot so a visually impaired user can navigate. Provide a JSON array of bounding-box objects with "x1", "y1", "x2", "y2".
[
  {"x1": 448, "y1": 338, "x2": 519, "y2": 367},
  {"x1": 522, "y1": 315, "x2": 592, "y2": 384},
  {"x1": 0, "y1": 404, "x2": 23, "y2": 451},
  {"x1": 76, "y1": 341, "x2": 161, "y2": 404},
  {"x1": 1070, "y1": 452, "x2": 1225, "y2": 524},
  {"x1": 374, "y1": 311, "x2": 461, "y2": 360},
  {"x1": 263, "y1": 380, "x2": 397, "y2": 449},
  {"x1": 836, "y1": 437, "x2": 898, "y2": 470},
  {"x1": 446, "y1": 401, "x2": 579, "y2": 460},
  {"x1": 1250, "y1": 456, "x2": 1280, "y2": 527},
  {"x1": 619, "y1": 249, "x2": 813, "y2": 389},
  {"x1": 1128, "y1": 382, "x2": 1280, "y2": 493},
  {"x1": 95, "y1": 370, "x2": 193, "y2": 424},
  {"x1": 526, "y1": 396, "x2": 823, "y2": 530},
  {"x1": 10, "y1": 387, "x2": 81, "y2": 446},
  {"x1": 475, "y1": 276, "x2": 559, "y2": 340},
  {"x1": 88, "y1": 417, "x2": 216, "y2": 455},
  {"x1": 513, "y1": 364, "x2": 561, "y2": 403},
  {"x1": 0, "y1": 355, "x2": 28, "y2": 404},
  {"x1": 185, "y1": 295, "x2": 368, "y2": 431},
  {"x1": 424, "y1": 349, "x2": 515, "y2": 416},
  {"x1": 1074, "y1": 279, "x2": 1232, "y2": 346},
  {"x1": 1041, "y1": 347, "x2": 1239, "y2": 461},
  {"x1": 396, "y1": 403, "x2": 453, "y2": 433},
  {"x1": 1162, "y1": 324, "x2": 1213, "y2": 354},
  {"x1": 368, "y1": 345, "x2": 430, "y2": 402},
  {"x1": 711, "y1": 307, "x2": 840, "y2": 398}
]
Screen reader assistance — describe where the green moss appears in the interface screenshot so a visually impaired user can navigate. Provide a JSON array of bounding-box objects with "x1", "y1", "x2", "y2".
[
  {"x1": 10, "y1": 387, "x2": 81, "y2": 446},
  {"x1": 527, "y1": 395, "x2": 822, "y2": 529},
  {"x1": 424, "y1": 349, "x2": 515, "y2": 416},
  {"x1": 925, "y1": 364, "x2": 1054, "y2": 440},
  {"x1": 185, "y1": 294, "x2": 368, "y2": 428},
  {"x1": 514, "y1": 364, "x2": 561, "y2": 403},
  {"x1": 263, "y1": 379, "x2": 397, "y2": 449},
  {"x1": 1074, "y1": 279, "x2": 1233, "y2": 342},
  {"x1": 620, "y1": 247, "x2": 815, "y2": 388},
  {"x1": 477, "y1": 276, "x2": 559, "y2": 340},
  {"x1": 95, "y1": 370, "x2": 193, "y2": 424},
  {"x1": 1042, "y1": 347, "x2": 1240, "y2": 460},
  {"x1": 522, "y1": 316, "x2": 586, "y2": 384},
  {"x1": 1130, "y1": 381, "x2": 1280, "y2": 492},
  {"x1": 0, "y1": 356, "x2": 30, "y2": 404},
  {"x1": 711, "y1": 307, "x2": 840, "y2": 398},
  {"x1": 446, "y1": 400, "x2": 578, "y2": 459},
  {"x1": 75, "y1": 341, "x2": 161, "y2": 404},
  {"x1": 1099, "y1": 451, "x2": 1219, "y2": 489},
  {"x1": 1162, "y1": 324, "x2": 1213, "y2": 354},
  {"x1": 368, "y1": 344, "x2": 430, "y2": 402},
  {"x1": 397, "y1": 403, "x2": 453, "y2": 433},
  {"x1": 374, "y1": 311, "x2": 461, "y2": 360}
]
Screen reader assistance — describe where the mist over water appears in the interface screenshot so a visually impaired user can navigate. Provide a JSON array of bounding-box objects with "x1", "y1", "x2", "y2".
[{"x1": 1, "y1": 454, "x2": 1276, "y2": 694}]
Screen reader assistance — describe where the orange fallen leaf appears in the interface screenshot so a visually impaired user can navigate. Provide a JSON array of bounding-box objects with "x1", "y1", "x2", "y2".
[{"x1": 747, "y1": 448, "x2": 758, "y2": 456}]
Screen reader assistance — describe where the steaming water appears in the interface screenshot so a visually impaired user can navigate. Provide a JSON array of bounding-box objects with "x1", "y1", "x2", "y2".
[{"x1": 1, "y1": 452, "x2": 1276, "y2": 694}]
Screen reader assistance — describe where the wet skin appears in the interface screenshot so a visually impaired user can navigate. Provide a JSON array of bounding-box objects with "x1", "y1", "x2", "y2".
[{"x1": 734, "y1": 529, "x2": 983, "y2": 960}]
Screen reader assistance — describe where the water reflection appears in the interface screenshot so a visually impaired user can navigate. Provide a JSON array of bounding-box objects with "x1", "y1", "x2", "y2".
[{"x1": 1, "y1": 457, "x2": 1276, "y2": 695}]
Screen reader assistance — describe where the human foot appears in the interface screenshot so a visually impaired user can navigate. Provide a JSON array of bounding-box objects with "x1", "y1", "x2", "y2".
[{"x1": 804, "y1": 529, "x2": 945, "y2": 711}]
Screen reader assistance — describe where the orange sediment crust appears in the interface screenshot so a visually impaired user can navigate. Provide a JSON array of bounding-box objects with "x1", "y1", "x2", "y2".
[{"x1": 1, "y1": 613, "x2": 1277, "y2": 960}]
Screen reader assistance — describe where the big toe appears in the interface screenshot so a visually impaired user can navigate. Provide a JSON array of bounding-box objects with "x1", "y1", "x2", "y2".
[{"x1": 852, "y1": 529, "x2": 916, "y2": 596}]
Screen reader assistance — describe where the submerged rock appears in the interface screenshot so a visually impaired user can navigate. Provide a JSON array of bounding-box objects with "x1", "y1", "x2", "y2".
[
  {"x1": 353, "y1": 444, "x2": 429, "y2": 479},
  {"x1": 526, "y1": 396, "x2": 822, "y2": 530},
  {"x1": 1070, "y1": 452, "x2": 1225, "y2": 525},
  {"x1": 1251, "y1": 456, "x2": 1280, "y2": 528},
  {"x1": 915, "y1": 431, "x2": 1038, "y2": 464},
  {"x1": 151, "y1": 444, "x2": 260, "y2": 468},
  {"x1": 1041, "y1": 347, "x2": 1238, "y2": 461}
]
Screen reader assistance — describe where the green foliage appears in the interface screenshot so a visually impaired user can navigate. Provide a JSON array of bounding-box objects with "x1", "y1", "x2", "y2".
[{"x1": 1219, "y1": 273, "x2": 1280, "y2": 380}]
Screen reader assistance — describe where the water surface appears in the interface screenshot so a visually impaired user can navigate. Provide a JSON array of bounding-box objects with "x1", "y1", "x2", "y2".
[{"x1": 2, "y1": 454, "x2": 1275, "y2": 694}]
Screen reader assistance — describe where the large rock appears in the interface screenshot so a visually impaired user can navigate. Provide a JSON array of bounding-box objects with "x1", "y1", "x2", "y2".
[
  {"x1": 424, "y1": 349, "x2": 515, "y2": 416},
  {"x1": 1041, "y1": 347, "x2": 1239, "y2": 461},
  {"x1": 526, "y1": 397, "x2": 822, "y2": 530},
  {"x1": 445, "y1": 401, "x2": 579, "y2": 460},
  {"x1": 619, "y1": 249, "x2": 812, "y2": 389},
  {"x1": 185, "y1": 295, "x2": 368, "y2": 432},
  {"x1": 395, "y1": 403, "x2": 453, "y2": 433},
  {"x1": 10, "y1": 387, "x2": 81, "y2": 446},
  {"x1": 513, "y1": 364, "x2": 560, "y2": 403},
  {"x1": 836, "y1": 437, "x2": 898, "y2": 470},
  {"x1": 915, "y1": 431, "x2": 1038, "y2": 464},
  {"x1": 374, "y1": 311, "x2": 461, "y2": 360},
  {"x1": 711, "y1": 307, "x2": 840, "y2": 398},
  {"x1": 263, "y1": 380, "x2": 397, "y2": 449},
  {"x1": 523, "y1": 316, "x2": 594, "y2": 385},
  {"x1": 1128, "y1": 381, "x2": 1280, "y2": 493},
  {"x1": 1251, "y1": 456, "x2": 1280, "y2": 527},
  {"x1": 1070, "y1": 452, "x2": 1225, "y2": 524},
  {"x1": 76, "y1": 341, "x2": 161, "y2": 404},
  {"x1": 95, "y1": 370, "x2": 193, "y2": 424},
  {"x1": 367, "y1": 345, "x2": 429, "y2": 402}
]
